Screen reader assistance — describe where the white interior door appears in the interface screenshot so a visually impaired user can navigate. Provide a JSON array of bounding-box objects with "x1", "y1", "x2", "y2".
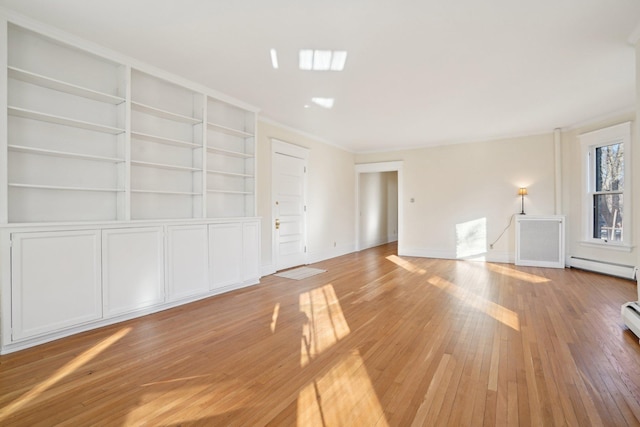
[{"x1": 272, "y1": 140, "x2": 308, "y2": 271}]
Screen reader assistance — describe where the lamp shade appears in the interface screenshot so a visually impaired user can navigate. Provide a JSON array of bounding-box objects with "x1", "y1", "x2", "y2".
[{"x1": 518, "y1": 187, "x2": 528, "y2": 196}]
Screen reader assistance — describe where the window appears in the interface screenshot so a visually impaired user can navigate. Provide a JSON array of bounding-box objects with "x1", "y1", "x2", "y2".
[{"x1": 580, "y1": 122, "x2": 631, "y2": 246}]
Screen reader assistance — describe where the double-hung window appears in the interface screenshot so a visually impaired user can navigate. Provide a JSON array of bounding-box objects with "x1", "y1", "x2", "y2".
[{"x1": 579, "y1": 122, "x2": 631, "y2": 247}]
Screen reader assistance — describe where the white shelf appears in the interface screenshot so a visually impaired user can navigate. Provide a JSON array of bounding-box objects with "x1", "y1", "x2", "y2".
[
  {"x1": 5, "y1": 21, "x2": 257, "y2": 223},
  {"x1": 8, "y1": 106, "x2": 125, "y2": 135},
  {"x1": 8, "y1": 66, "x2": 125, "y2": 105},
  {"x1": 207, "y1": 189, "x2": 254, "y2": 195},
  {"x1": 131, "y1": 160, "x2": 202, "y2": 172},
  {"x1": 207, "y1": 146, "x2": 253, "y2": 159},
  {"x1": 9, "y1": 183, "x2": 124, "y2": 192},
  {"x1": 207, "y1": 169, "x2": 254, "y2": 178},
  {"x1": 207, "y1": 122, "x2": 254, "y2": 138},
  {"x1": 131, "y1": 101, "x2": 202, "y2": 125},
  {"x1": 9, "y1": 145, "x2": 125, "y2": 163},
  {"x1": 131, "y1": 189, "x2": 201, "y2": 196},
  {"x1": 131, "y1": 131, "x2": 201, "y2": 148}
]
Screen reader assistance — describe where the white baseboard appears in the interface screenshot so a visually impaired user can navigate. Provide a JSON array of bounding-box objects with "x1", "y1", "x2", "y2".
[
  {"x1": 399, "y1": 246, "x2": 513, "y2": 264},
  {"x1": 359, "y1": 235, "x2": 399, "y2": 251},
  {"x1": 308, "y1": 243, "x2": 356, "y2": 265},
  {"x1": 261, "y1": 263, "x2": 276, "y2": 277},
  {"x1": 399, "y1": 247, "x2": 454, "y2": 259}
]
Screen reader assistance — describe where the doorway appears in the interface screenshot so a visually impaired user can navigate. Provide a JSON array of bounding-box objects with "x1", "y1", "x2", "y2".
[
  {"x1": 355, "y1": 161, "x2": 403, "y2": 253},
  {"x1": 359, "y1": 171, "x2": 398, "y2": 250},
  {"x1": 272, "y1": 139, "x2": 309, "y2": 271}
]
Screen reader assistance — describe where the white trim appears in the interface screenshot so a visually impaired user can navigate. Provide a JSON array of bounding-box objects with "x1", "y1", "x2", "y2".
[
  {"x1": 578, "y1": 241, "x2": 634, "y2": 252},
  {"x1": 272, "y1": 138, "x2": 310, "y2": 160},
  {"x1": 554, "y1": 128, "x2": 562, "y2": 215},
  {"x1": 399, "y1": 246, "x2": 513, "y2": 264},
  {"x1": 261, "y1": 263, "x2": 276, "y2": 277},
  {"x1": 0, "y1": 18, "x2": 8, "y2": 224},
  {"x1": 271, "y1": 138, "x2": 309, "y2": 271},
  {"x1": 0, "y1": 7, "x2": 259, "y2": 113},
  {"x1": 579, "y1": 121, "x2": 632, "y2": 246},
  {"x1": 564, "y1": 108, "x2": 635, "y2": 132},
  {"x1": 259, "y1": 116, "x2": 352, "y2": 153},
  {"x1": 355, "y1": 161, "x2": 404, "y2": 253},
  {"x1": 628, "y1": 19, "x2": 640, "y2": 45},
  {"x1": 307, "y1": 242, "x2": 356, "y2": 265},
  {"x1": 354, "y1": 131, "x2": 554, "y2": 154}
]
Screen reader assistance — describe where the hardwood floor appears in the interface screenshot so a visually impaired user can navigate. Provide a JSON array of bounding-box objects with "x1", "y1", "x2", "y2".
[{"x1": 1, "y1": 243, "x2": 639, "y2": 426}]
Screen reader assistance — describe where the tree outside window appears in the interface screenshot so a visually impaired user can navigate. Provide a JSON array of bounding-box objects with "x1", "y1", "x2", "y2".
[
  {"x1": 580, "y1": 121, "x2": 631, "y2": 247},
  {"x1": 593, "y1": 143, "x2": 623, "y2": 242}
]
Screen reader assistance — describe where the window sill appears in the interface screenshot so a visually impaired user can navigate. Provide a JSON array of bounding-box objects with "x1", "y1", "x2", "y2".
[{"x1": 579, "y1": 241, "x2": 634, "y2": 252}]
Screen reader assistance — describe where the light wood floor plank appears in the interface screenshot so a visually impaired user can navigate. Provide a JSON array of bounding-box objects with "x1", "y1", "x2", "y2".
[{"x1": 1, "y1": 243, "x2": 639, "y2": 426}]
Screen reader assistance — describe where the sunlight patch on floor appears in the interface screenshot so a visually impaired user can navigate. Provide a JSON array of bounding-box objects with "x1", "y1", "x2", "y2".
[
  {"x1": 428, "y1": 276, "x2": 520, "y2": 331},
  {"x1": 0, "y1": 327, "x2": 131, "y2": 422},
  {"x1": 297, "y1": 350, "x2": 389, "y2": 427},
  {"x1": 386, "y1": 255, "x2": 426, "y2": 274},
  {"x1": 300, "y1": 284, "x2": 351, "y2": 367},
  {"x1": 124, "y1": 384, "x2": 211, "y2": 424},
  {"x1": 271, "y1": 302, "x2": 281, "y2": 333},
  {"x1": 486, "y1": 263, "x2": 550, "y2": 284}
]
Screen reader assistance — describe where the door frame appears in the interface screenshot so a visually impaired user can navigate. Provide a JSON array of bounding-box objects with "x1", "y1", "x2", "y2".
[
  {"x1": 271, "y1": 138, "x2": 309, "y2": 270},
  {"x1": 355, "y1": 161, "x2": 404, "y2": 253}
]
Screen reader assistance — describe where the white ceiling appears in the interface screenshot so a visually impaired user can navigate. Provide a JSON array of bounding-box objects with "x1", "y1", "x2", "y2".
[{"x1": 2, "y1": 0, "x2": 640, "y2": 152}]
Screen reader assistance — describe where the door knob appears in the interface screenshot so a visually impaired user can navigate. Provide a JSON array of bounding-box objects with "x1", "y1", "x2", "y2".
[{"x1": 275, "y1": 219, "x2": 280, "y2": 230}]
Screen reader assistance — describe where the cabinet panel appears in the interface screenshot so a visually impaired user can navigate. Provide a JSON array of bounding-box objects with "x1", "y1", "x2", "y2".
[
  {"x1": 209, "y1": 223, "x2": 242, "y2": 289},
  {"x1": 102, "y1": 227, "x2": 164, "y2": 316},
  {"x1": 167, "y1": 225, "x2": 209, "y2": 301},
  {"x1": 243, "y1": 221, "x2": 261, "y2": 282},
  {"x1": 11, "y1": 230, "x2": 102, "y2": 340}
]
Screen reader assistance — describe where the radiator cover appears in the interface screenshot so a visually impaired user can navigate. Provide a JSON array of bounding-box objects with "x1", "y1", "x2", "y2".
[{"x1": 515, "y1": 215, "x2": 565, "y2": 268}]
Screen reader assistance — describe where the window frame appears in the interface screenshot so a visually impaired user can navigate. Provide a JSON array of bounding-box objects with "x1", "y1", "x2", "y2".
[{"x1": 579, "y1": 121, "x2": 632, "y2": 249}]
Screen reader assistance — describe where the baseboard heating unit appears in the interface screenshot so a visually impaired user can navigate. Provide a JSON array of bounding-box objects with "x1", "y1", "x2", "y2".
[
  {"x1": 622, "y1": 267, "x2": 640, "y2": 342},
  {"x1": 569, "y1": 257, "x2": 636, "y2": 279},
  {"x1": 622, "y1": 302, "x2": 640, "y2": 343}
]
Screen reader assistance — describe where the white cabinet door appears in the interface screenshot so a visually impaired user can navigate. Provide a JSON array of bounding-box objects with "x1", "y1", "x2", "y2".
[
  {"x1": 167, "y1": 225, "x2": 209, "y2": 301},
  {"x1": 11, "y1": 230, "x2": 102, "y2": 340},
  {"x1": 102, "y1": 227, "x2": 164, "y2": 317},
  {"x1": 243, "y1": 221, "x2": 260, "y2": 282},
  {"x1": 209, "y1": 223, "x2": 242, "y2": 289}
]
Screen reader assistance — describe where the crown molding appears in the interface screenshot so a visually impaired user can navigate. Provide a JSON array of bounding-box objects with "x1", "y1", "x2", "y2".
[{"x1": 629, "y1": 19, "x2": 640, "y2": 45}]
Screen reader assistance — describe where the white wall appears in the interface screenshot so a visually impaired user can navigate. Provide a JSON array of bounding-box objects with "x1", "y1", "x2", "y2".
[
  {"x1": 359, "y1": 171, "x2": 398, "y2": 249},
  {"x1": 561, "y1": 113, "x2": 637, "y2": 268},
  {"x1": 258, "y1": 92, "x2": 638, "y2": 273},
  {"x1": 356, "y1": 134, "x2": 556, "y2": 262},
  {"x1": 257, "y1": 119, "x2": 356, "y2": 274}
]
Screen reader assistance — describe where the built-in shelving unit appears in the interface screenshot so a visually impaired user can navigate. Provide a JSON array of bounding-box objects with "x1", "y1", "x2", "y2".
[
  {"x1": 129, "y1": 69, "x2": 205, "y2": 220},
  {"x1": 0, "y1": 13, "x2": 261, "y2": 355},
  {"x1": 3, "y1": 21, "x2": 258, "y2": 224},
  {"x1": 6, "y1": 23, "x2": 127, "y2": 223},
  {"x1": 8, "y1": 66, "x2": 125, "y2": 104},
  {"x1": 206, "y1": 97, "x2": 256, "y2": 218},
  {"x1": 8, "y1": 144, "x2": 125, "y2": 163}
]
